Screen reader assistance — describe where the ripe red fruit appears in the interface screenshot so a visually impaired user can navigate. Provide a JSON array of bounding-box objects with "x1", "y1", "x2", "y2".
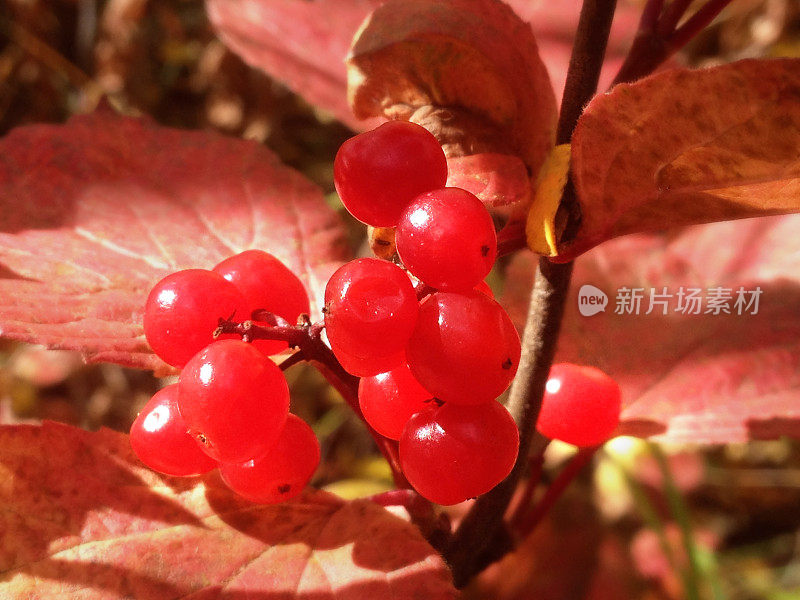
[
  {"x1": 400, "y1": 401, "x2": 519, "y2": 505},
  {"x1": 331, "y1": 344, "x2": 405, "y2": 378},
  {"x1": 334, "y1": 121, "x2": 448, "y2": 226},
  {"x1": 324, "y1": 258, "x2": 418, "y2": 364},
  {"x1": 536, "y1": 363, "x2": 622, "y2": 447},
  {"x1": 406, "y1": 291, "x2": 521, "y2": 404},
  {"x1": 474, "y1": 279, "x2": 494, "y2": 298},
  {"x1": 178, "y1": 339, "x2": 290, "y2": 464},
  {"x1": 213, "y1": 249, "x2": 310, "y2": 355},
  {"x1": 396, "y1": 188, "x2": 497, "y2": 291},
  {"x1": 143, "y1": 269, "x2": 249, "y2": 368},
  {"x1": 130, "y1": 384, "x2": 216, "y2": 477},
  {"x1": 359, "y1": 363, "x2": 433, "y2": 440},
  {"x1": 220, "y1": 414, "x2": 320, "y2": 503}
]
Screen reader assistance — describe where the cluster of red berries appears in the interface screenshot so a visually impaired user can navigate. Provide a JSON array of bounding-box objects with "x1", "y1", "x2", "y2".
[
  {"x1": 131, "y1": 250, "x2": 320, "y2": 504},
  {"x1": 331, "y1": 121, "x2": 521, "y2": 505},
  {"x1": 130, "y1": 119, "x2": 623, "y2": 507}
]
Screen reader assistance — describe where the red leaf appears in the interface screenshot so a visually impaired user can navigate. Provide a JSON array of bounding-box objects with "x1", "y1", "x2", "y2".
[
  {"x1": 0, "y1": 109, "x2": 350, "y2": 372},
  {"x1": 0, "y1": 422, "x2": 458, "y2": 599},
  {"x1": 445, "y1": 154, "x2": 532, "y2": 224},
  {"x1": 560, "y1": 58, "x2": 800, "y2": 261},
  {"x1": 503, "y1": 216, "x2": 800, "y2": 443},
  {"x1": 205, "y1": 0, "x2": 642, "y2": 128},
  {"x1": 347, "y1": 0, "x2": 556, "y2": 174},
  {"x1": 206, "y1": 0, "x2": 384, "y2": 132}
]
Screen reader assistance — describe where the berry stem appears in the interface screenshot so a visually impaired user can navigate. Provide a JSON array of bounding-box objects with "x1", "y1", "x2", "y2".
[
  {"x1": 613, "y1": 0, "x2": 733, "y2": 85},
  {"x1": 506, "y1": 438, "x2": 550, "y2": 529},
  {"x1": 443, "y1": 0, "x2": 616, "y2": 587},
  {"x1": 515, "y1": 446, "x2": 599, "y2": 536},
  {"x1": 309, "y1": 353, "x2": 410, "y2": 489},
  {"x1": 216, "y1": 315, "x2": 410, "y2": 488},
  {"x1": 277, "y1": 350, "x2": 307, "y2": 371},
  {"x1": 669, "y1": 0, "x2": 733, "y2": 52}
]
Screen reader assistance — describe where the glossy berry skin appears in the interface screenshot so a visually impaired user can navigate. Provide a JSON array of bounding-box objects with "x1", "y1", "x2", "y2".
[
  {"x1": 220, "y1": 414, "x2": 320, "y2": 504},
  {"x1": 400, "y1": 401, "x2": 519, "y2": 505},
  {"x1": 359, "y1": 363, "x2": 433, "y2": 440},
  {"x1": 213, "y1": 250, "x2": 310, "y2": 355},
  {"x1": 144, "y1": 269, "x2": 249, "y2": 368},
  {"x1": 406, "y1": 291, "x2": 520, "y2": 405},
  {"x1": 331, "y1": 344, "x2": 405, "y2": 378},
  {"x1": 324, "y1": 258, "x2": 418, "y2": 362},
  {"x1": 178, "y1": 339, "x2": 290, "y2": 464},
  {"x1": 130, "y1": 384, "x2": 217, "y2": 477},
  {"x1": 536, "y1": 363, "x2": 621, "y2": 447},
  {"x1": 474, "y1": 279, "x2": 494, "y2": 298},
  {"x1": 396, "y1": 188, "x2": 497, "y2": 291},
  {"x1": 334, "y1": 121, "x2": 447, "y2": 226}
]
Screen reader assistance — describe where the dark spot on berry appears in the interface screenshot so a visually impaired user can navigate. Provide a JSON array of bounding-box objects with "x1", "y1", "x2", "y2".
[
  {"x1": 481, "y1": 245, "x2": 490, "y2": 256},
  {"x1": 321, "y1": 305, "x2": 329, "y2": 314},
  {"x1": 502, "y1": 358, "x2": 513, "y2": 370},
  {"x1": 278, "y1": 484, "x2": 291, "y2": 494},
  {"x1": 376, "y1": 238, "x2": 391, "y2": 246},
  {"x1": 424, "y1": 397, "x2": 445, "y2": 407}
]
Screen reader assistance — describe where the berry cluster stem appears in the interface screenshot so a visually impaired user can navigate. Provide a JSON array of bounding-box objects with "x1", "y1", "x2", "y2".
[
  {"x1": 443, "y1": 0, "x2": 617, "y2": 587},
  {"x1": 216, "y1": 317, "x2": 409, "y2": 489}
]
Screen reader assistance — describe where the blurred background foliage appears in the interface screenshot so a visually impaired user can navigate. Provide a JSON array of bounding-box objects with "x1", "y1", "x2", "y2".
[{"x1": 1, "y1": 1, "x2": 799, "y2": 598}]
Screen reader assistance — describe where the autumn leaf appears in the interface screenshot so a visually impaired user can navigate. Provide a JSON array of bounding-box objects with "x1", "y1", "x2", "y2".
[
  {"x1": 503, "y1": 215, "x2": 800, "y2": 444},
  {"x1": 348, "y1": 0, "x2": 556, "y2": 172},
  {"x1": 205, "y1": 0, "x2": 648, "y2": 224},
  {"x1": 555, "y1": 58, "x2": 800, "y2": 261},
  {"x1": 205, "y1": 0, "x2": 385, "y2": 132},
  {"x1": 205, "y1": 0, "x2": 643, "y2": 127},
  {"x1": 0, "y1": 108, "x2": 350, "y2": 372},
  {"x1": 0, "y1": 421, "x2": 457, "y2": 599}
]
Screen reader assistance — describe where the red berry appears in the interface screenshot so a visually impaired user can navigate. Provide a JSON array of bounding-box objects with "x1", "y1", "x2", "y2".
[
  {"x1": 324, "y1": 258, "x2": 418, "y2": 362},
  {"x1": 143, "y1": 269, "x2": 249, "y2": 368},
  {"x1": 220, "y1": 414, "x2": 320, "y2": 503},
  {"x1": 406, "y1": 291, "x2": 520, "y2": 404},
  {"x1": 359, "y1": 363, "x2": 433, "y2": 440},
  {"x1": 334, "y1": 121, "x2": 448, "y2": 226},
  {"x1": 130, "y1": 385, "x2": 216, "y2": 477},
  {"x1": 178, "y1": 339, "x2": 290, "y2": 464},
  {"x1": 400, "y1": 402, "x2": 519, "y2": 505},
  {"x1": 396, "y1": 188, "x2": 497, "y2": 291},
  {"x1": 474, "y1": 279, "x2": 494, "y2": 298},
  {"x1": 536, "y1": 363, "x2": 621, "y2": 447},
  {"x1": 213, "y1": 250, "x2": 310, "y2": 355},
  {"x1": 331, "y1": 344, "x2": 405, "y2": 378}
]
